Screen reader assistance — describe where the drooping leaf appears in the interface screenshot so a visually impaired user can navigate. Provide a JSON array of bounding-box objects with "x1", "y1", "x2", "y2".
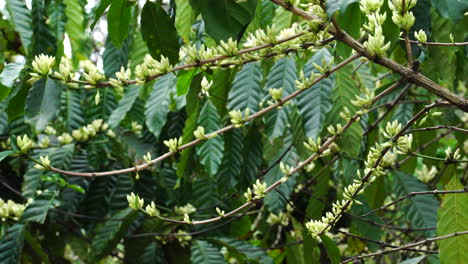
[
  {"x1": 90, "y1": 0, "x2": 112, "y2": 29},
  {"x1": 320, "y1": 235, "x2": 341, "y2": 264},
  {"x1": 401, "y1": 256, "x2": 427, "y2": 264},
  {"x1": 103, "y1": 36, "x2": 130, "y2": 78},
  {"x1": 30, "y1": 0, "x2": 57, "y2": 56},
  {"x1": 216, "y1": 129, "x2": 243, "y2": 192},
  {"x1": 326, "y1": 0, "x2": 359, "y2": 17},
  {"x1": 327, "y1": 63, "x2": 362, "y2": 157},
  {"x1": 0, "y1": 224, "x2": 25, "y2": 264},
  {"x1": 107, "y1": 0, "x2": 131, "y2": 48},
  {"x1": 6, "y1": 0, "x2": 32, "y2": 51},
  {"x1": 108, "y1": 85, "x2": 142, "y2": 128},
  {"x1": 89, "y1": 208, "x2": 137, "y2": 262},
  {"x1": 210, "y1": 237, "x2": 273, "y2": 264},
  {"x1": 228, "y1": 62, "x2": 262, "y2": 113},
  {"x1": 175, "y1": 0, "x2": 196, "y2": 42},
  {"x1": 240, "y1": 126, "x2": 263, "y2": 186},
  {"x1": 190, "y1": 240, "x2": 227, "y2": 264},
  {"x1": 394, "y1": 172, "x2": 438, "y2": 237},
  {"x1": 21, "y1": 193, "x2": 56, "y2": 224},
  {"x1": 0, "y1": 61, "x2": 25, "y2": 101},
  {"x1": 437, "y1": 176, "x2": 468, "y2": 263},
  {"x1": 141, "y1": 1, "x2": 180, "y2": 64},
  {"x1": 299, "y1": 49, "x2": 334, "y2": 139},
  {"x1": 62, "y1": 89, "x2": 84, "y2": 131},
  {"x1": 190, "y1": 0, "x2": 258, "y2": 41},
  {"x1": 196, "y1": 100, "x2": 224, "y2": 176},
  {"x1": 335, "y1": 3, "x2": 362, "y2": 58},
  {"x1": 47, "y1": 0, "x2": 67, "y2": 60},
  {"x1": 0, "y1": 150, "x2": 15, "y2": 162},
  {"x1": 431, "y1": 0, "x2": 468, "y2": 21},
  {"x1": 64, "y1": 0, "x2": 86, "y2": 61},
  {"x1": 25, "y1": 78, "x2": 62, "y2": 132},
  {"x1": 145, "y1": 74, "x2": 175, "y2": 139}
]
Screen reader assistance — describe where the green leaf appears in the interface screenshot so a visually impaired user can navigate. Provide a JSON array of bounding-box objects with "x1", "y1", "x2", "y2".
[
  {"x1": 30, "y1": 0, "x2": 56, "y2": 56},
  {"x1": 89, "y1": 208, "x2": 137, "y2": 262},
  {"x1": 90, "y1": 0, "x2": 112, "y2": 29},
  {"x1": 437, "y1": 176, "x2": 468, "y2": 263},
  {"x1": 21, "y1": 193, "x2": 55, "y2": 224},
  {"x1": 145, "y1": 74, "x2": 175, "y2": 139},
  {"x1": 64, "y1": 0, "x2": 86, "y2": 60},
  {"x1": 401, "y1": 256, "x2": 427, "y2": 264},
  {"x1": 320, "y1": 235, "x2": 341, "y2": 264},
  {"x1": 62, "y1": 89, "x2": 84, "y2": 131},
  {"x1": 103, "y1": 36, "x2": 130, "y2": 78},
  {"x1": 191, "y1": 0, "x2": 258, "y2": 41},
  {"x1": 210, "y1": 237, "x2": 273, "y2": 264},
  {"x1": 107, "y1": 0, "x2": 131, "y2": 48},
  {"x1": 335, "y1": 3, "x2": 361, "y2": 58},
  {"x1": 177, "y1": 70, "x2": 199, "y2": 96},
  {"x1": 228, "y1": 62, "x2": 262, "y2": 113},
  {"x1": 197, "y1": 100, "x2": 224, "y2": 176},
  {"x1": 0, "y1": 61, "x2": 25, "y2": 101},
  {"x1": 326, "y1": 0, "x2": 359, "y2": 17},
  {"x1": 394, "y1": 172, "x2": 438, "y2": 237},
  {"x1": 0, "y1": 150, "x2": 15, "y2": 162},
  {"x1": 108, "y1": 85, "x2": 142, "y2": 128},
  {"x1": 25, "y1": 78, "x2": 62, "y2": 132},
  {"x1": 47, "y1": 0, "x2": 67, "y2": 60},
  {"x1": 0, "y1": 224, "x2": 25, "y2": 264},
  {"x1": 6, "y1": 0, "x2": 32, "y2": 51},
  {"x1": 300, "y1": 49, "x2": 334, "y2": 139},
  {"x1": 431, "y1": 0, "x2": 468, "y2": 21},
  {"x1": 190, "y1": 240, "x2": 227, "y2": 264},
  {"x1": 216, "y1": 129, "x2": 243, "y2": 192},
  {"x1": 175, "y1": 0, "x2": 196, "y2": 42},
  {"x1": 240, "y1": 126, "x2": 263, "y2": 185},
  {"x1": 141, "y1": 1, "x2": 180, "y2": 64},
  {"x1": 128, "y1": 32, "x2": 149, "y2": 70},
  {"x1": 273, "y1": 4, "x2": 293, "y2": 31},
  {"x1": 328, "y1": 63, "x2": 362, "y2": 157}
]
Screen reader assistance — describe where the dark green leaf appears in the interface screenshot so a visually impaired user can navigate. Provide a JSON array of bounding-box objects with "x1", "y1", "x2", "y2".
[
  {"x1": 103, "y1": 36, "x2": 130, "y2": 78},
  {"x1": 437, "y1": 176, "x2": 468, "y2": 263},
  {"x1": 21, "y1": 193, "x2": 55, "y2": 224},
  {"x1": 25, "y1": 78, "x2": 62, "y2": 132},
  {"x1": 91, "y1": 0, "x2": 112, "y2": 29},
  {"x1": 320, "y1": 235, "x2": 341, "y2": 264},
  {"x1": 197, "y1": 100, "x2": 224, "y2": 176},
  {"x1": 108, "y1": 85, "x2": 142, "y2": 128},
  {"x1": 145, "y1": 74, "x2": 175, "y2": 139},
  {"x1": 0, "y1": 61, "x2": 25, "y2": 101},
  {"x1": 190, "y1": 240, "x2": 227, "y2": 264},
  {"x1": 30, "y1": 0, "x2": 57, "y2": 56},
  {"x1": 89, "y1": 208, "x2": 137, "y2": 262},
  {"x1": 228, "y1": 62, "x2": 262, "y2": 113},
  {"x1": 394, "y1": 172, "x2": 438, "y2": 237},
  {"x1": 107, "y1": 0, "x2": 131, "y2": 48},
  {"x1": 326, "y1": 0, "x2": 359, "y2": 17},
  {"x1": 141, "y1": 1, "x2": 180, "y2": 64},
  {"x1": 0, "y1": 224, "x2": 25, "y2": 264},
  {"x1": 190, "y1": 0, "x2": 257, "y2": 41},
  {"x1": 431, "y1": 0, "x2": 468, "y2": 21},
  {"x1": 6, "y1": 0, "x2": 32, "y2": 51},
  {"x1": 0, "y1": 150, "x2": 15, "y2": 162}
]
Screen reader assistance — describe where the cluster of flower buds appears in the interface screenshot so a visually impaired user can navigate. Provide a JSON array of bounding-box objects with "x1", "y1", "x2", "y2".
[
  {"x1": 131, "y1": 121, "x2": 143, "y2": 134},
  {"x1": 127, "y1": 192, "x2": 144, "y2": 210},
  {"x1": 327, "y1": 123, "x2": 344, "y2": 135},
  {"x1": 360, "y1": 0, "x2": 390, "y2": 57},
  {"x1": 445, "y1": 147, "x2": 461, "y2": 161},
  {"x1": 17, "y1": 135, "x2": 33, "y2": 153},
  {"x1": 109, "y1": 67, "x2": 132, "y2": 89},
  {"x1": 28, "y1": 54, "x2": 55, "y2": 84},
  {"x1": 229, "y1": 108, "x2": 250, "y2": 128},
  {"x1": 80, "y1": 60, "x2": 104, "y2": 88},
  {"x1": 71, "y1": 119, "x2": 110, "y2": 142},
  {"x1": 295, "y1": 70, "x2": 321, "y2": 90},
  {"x1": 193, "y1": 126, "x2": 216, "y2": 140},
  {"x1": 304, "y1": 137, "x2": 322, "y2": 152},
  {"x1": 216, "y1": 207, "x2": 225, "y2": 217},
  {"x1": 176, "y1": 230, "x2": 192, "y2": 247},
  {"x1": 34, "y1": 155, "x2": 51, "y2": 170},
  {"x1": 416, "y1": 164, "x2": 437, "y2": 183},
  {"x1": 143, "y1": 152, "x2": 152, "y2": 164},
  {"x1": 364, "y1": 26, "x2": 390, "y2": 57},
  {"x1": 200, "y1": 76, "x2": 213, "y2": 97},
  {"x1": 51, "y1": 57, "x2": 78, "y2": 88},
  {"x1": 0, "y1": 198, "x2": 30, "y2": 222},
  {"x1": 145, "y1": 201, "x2": 160, "y2": 217},
  {"x1": 267, "y1": 204, "x2": 294, "y2": 226},
  {"x1": 300, "y1": 3, "x2": 327, "y2": 31},
  {"x1": 135, "y1": 55, "x2": 172, "y2": 85},
  {"x1": 414, "y1": 29, "x2": 427, "y2": 44},
  {"x1": 389, "y1": 0, "x2": 417, "y2": 31},
  {"x1": 164, "y1": 137, "x2": 183, "y2": 152},
  {"x1": 243, "y1": 179, "x2": 267, "y2": 201},
  {"x1": 174, "y1": 203, "x2": 197, "y2": 215},
  {"x1": 351, "y1": 88, "x2": 375, "y2": 108}
]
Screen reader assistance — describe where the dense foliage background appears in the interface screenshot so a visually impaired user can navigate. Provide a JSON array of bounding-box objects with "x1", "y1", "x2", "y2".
[{"x1": 0, "y1": 0, "x2": 467, "y2": 263}]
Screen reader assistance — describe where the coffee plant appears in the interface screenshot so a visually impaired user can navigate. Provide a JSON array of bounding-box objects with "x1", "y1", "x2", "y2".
[{"x1": 0, "y1": 0, "x2": 467, "y2": 263}]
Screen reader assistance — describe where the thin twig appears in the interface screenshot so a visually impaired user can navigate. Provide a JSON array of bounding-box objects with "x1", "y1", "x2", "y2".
[
  {"x1": 342, "y1": 231, "x2": 468, "y2": 263},
  {"x1": 362, "y1": 189, "x2": 468, "y2": 217},
  {"x1": 408, "y1": 40, "x2": 468, "y2": 46},
  {"x1": 404, "y1": 125, "x2": 468, "y2": 134}
]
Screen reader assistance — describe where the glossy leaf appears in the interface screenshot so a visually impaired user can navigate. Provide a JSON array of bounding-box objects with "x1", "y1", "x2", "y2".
[
  {"x1": 190, "y1": 240, "x2": 226, "y2": 264},
  {"x1": 108, "y1": 85, "x2": 142, "y2": 128},
  {"x1": 25, "y1": 78, "x2": 62, "y2": 132},
  {"x1": 0, "y1": 224, "x2": 25, "y2": 264},
  {"x1": 141, "y1": 1, "x2": 180, "y2": 64},
  {"x1": 145, "y1": 74, "x2": 175, "y2": 138},
  {"x1": 107, "y1": 0, "x2": 131, "y2": 48},
  {"x1": 228, "y1": 62, "x2": 262, "y2": 113},
  {"x1": 6, "y1": 0, "x2": 32, "y2": 51}
]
